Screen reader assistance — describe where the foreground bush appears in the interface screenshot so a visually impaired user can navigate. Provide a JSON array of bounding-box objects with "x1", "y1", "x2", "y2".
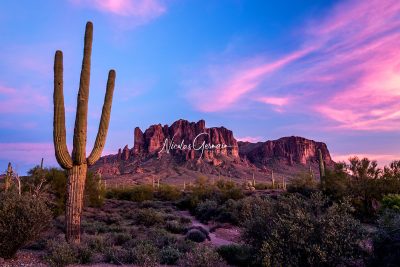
[
  {"x1": 217, "y1": 244, "x2": 254, "y2": 267},
  {"x1": 0, "y1": 191, "x2": 52, "y2": 259},
  {"x1": 381, "y1": 194, "x2": 400, "y2": 211},
  {"x1": 242, "y1": 193, "x2": 365, "y2": 266},
  {"x1": 180, "y1": 244, "x2": 225, "y2": 267},
  {"x1": 370, "y1": 211, "x2": 400, "y2": 266}
]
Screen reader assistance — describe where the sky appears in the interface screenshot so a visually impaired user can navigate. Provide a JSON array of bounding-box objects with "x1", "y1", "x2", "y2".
[{"x1": 0, "y1": 0, "x2": 400, "y2": 174}]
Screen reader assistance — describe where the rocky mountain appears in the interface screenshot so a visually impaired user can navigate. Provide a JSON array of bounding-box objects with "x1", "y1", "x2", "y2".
[{"x1": 90, "y1": 119, "x2": 333, "y2": 186}]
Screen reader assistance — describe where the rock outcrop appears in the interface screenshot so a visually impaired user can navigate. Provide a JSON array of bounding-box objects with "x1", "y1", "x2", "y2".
[
  {"x1": 128, "y1": 119, "x2": 239, "y2": 161},
  {"x1": 238, "y1": 136, "x2": 332, "y2": 166},
  {"x1": 91, "y1": 119, "x2": 334, "y2": 182}
]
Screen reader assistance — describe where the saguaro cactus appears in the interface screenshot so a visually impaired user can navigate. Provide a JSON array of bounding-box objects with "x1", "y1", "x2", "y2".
[
  {"x1": 5, "y1": 162, "x2": 13, "y2": 191},
  {"x1": 318, "y1": 149, "x2": 325, "y2": 183},
  {"x1": 53, "y1": 21, "x2": 116, "y2": 244}
]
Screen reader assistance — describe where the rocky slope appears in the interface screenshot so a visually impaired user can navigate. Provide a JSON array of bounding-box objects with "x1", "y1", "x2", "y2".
[{"x1": 90, "y1": 119, "x2": 333, "y2": 186}]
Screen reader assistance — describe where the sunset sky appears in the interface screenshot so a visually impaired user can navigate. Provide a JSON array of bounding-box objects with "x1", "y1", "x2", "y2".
[{"x1": 1, "y1": 0, "x2": 400, "y2": 173}]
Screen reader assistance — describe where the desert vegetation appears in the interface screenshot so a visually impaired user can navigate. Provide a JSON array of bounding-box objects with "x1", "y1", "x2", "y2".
[{"x1": 1, "y1": 155, "x2": 400, "y2": 266}]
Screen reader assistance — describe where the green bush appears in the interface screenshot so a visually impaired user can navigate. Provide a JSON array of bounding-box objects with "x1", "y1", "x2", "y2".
[
  {"x1": 370, "y1": 211, "x2": 400, "y2": 266},
  {"x1": 241, "y1": 193, "x2": 365, "y2": 266},
  {"x1": 106, "y1": 185, "x2": 154, "y2": 202},
  {"x1": 133, "y1": 208, "x2": 164, "y2": 226},
  {"x1": 381, "y1": 194, "x2": 400, "y2": 211},
  {"x1": 180, "y1": 244, "x2": 225, "y2": 267},
  {"x1": 0, "y1": 191, "x2": 52, "y2": 259},
  {"x1": 84, "y1": 171, "x2": 106, "y2": 207},
  {"x1": 156, "y1": 184, "x2": 181, "y2": 201},
  {"x1": 217, "y1": 244, "x2": 254, "y2": 267},
  {"x1": 287, "y1": 171, "x2": 318, "y2": 196},
  {"x1": 46, "y1": 239, "x2": 78, "y2": 266},
  {"x1": 186, "y1": 228, "x2": 208, "y2": 243},
  {"x1": 195, "y1": 200, "x2": 219, "y2": 223},
  {"x1": 165, "y1": 220, "x2": 187, "y2": 234},
  {"x1": 128, "y1": 240, "x2": 159, "y2": 266},
  {"x1": 160, "y1": 246, "x2": 182, "y2": 265}
]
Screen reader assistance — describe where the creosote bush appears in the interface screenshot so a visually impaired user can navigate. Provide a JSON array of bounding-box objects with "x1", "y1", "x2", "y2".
[
  {"x1": 242, "y1": 193, "x2": 365, "y2": 266},
  {"x1": 0, "y1": 191, "x2": 52, "y2": 259},
  {"x1": 180, "y1": 244, "x2": 225, "y2": 267}
]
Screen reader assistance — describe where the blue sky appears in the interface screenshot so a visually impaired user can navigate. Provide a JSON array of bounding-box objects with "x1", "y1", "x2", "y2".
[{"x1": 1, "y1": 0, "x2": 400, "y2": 174}]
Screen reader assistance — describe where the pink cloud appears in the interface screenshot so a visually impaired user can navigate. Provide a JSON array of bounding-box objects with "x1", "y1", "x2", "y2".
[
  {"x1": 187, "y1": 0, "x2": 400, "y2": 131},
  {"x1": 236, "y1": 136, "x2": 263, "y2": 143},
  {"x1": 0, "y1": 84, "x2": 50, "y2": 114},
  {"x1": 0, "y1": 143, "x2": 56, "y2": 168},
  {"x1": 187, "y1": 47, "x2": 311, "y2": 112},
  {"x1": 71, "y1": 0, "x2": 166, "y2": 19}
]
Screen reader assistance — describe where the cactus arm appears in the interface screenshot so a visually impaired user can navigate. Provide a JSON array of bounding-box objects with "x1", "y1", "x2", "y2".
[
  {"x1": 53, "y1": 50, "x2": 73, "y2": 169},
  {"x1": 72, "y1": 21, "x2": 93, "y2": 164},
  {"x1": 87, "y1": 70, "x2": 116, "y2": 166}
]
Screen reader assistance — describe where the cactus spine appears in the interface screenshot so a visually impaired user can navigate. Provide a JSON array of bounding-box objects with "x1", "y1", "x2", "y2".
[
  {"x1": 53, "y1": 22, "x2": 116, "y2": 244},
  {"x1": 318, "y1": 149, "x2": 325, "y2": 184}
]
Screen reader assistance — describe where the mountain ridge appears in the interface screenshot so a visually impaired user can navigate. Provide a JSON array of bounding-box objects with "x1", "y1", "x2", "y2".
[{"x1": 90, "y1": 119, "x2": 333, "y2": 186}]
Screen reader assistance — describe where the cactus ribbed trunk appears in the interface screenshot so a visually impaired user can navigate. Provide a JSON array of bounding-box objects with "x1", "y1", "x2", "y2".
[
  {"x1": 52, "y1": 22, "x2": 116, "y2": 244},
  {"x1": 66, "y1": 164, "x2": 87, "y2": 244}
]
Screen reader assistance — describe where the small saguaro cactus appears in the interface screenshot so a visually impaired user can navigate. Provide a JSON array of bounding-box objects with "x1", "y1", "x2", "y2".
[
  {"x1": 53, "y1": 21, "x2": 116, "y2": 244},
  {"x1": 271, "y1": 170, "x2": 275, "y2": 189},
  {"x1": 5, "y1": 162, "x2": 13, "y2": 191},
  {"x1": 318, "y1": 149, "x2": 325, "y2": 183}
]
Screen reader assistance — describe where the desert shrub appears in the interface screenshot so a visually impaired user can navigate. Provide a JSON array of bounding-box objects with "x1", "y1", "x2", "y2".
[
  {"x1": 133, "y1": 208, "x2": 164, "y2": 226},
  {"x1": 381, "y1": 194, "x2": 400, "y2": 211},
  {"x1": 216, "y1": 198, "x2": 240, "y2": 224},
  {"x1": 83, "y1": 234, "x2": 110, "y2": 253},
  {"x1": 287, "y1": 171, "x2": 319, "y2": 196},
  {"x1": 156, "y1": 184, "x2": 181, "y2": 201},
  {"x1": 44, "y1": 168, "x2": 68, "y2": 215},
  {"x1": 106, "y1": 185, "x2": 154, "y2": 202},
  {"x1": 111, "y1": 232, "x2": 132, "y2": 246},
  {"x1": 46, "y1": 239, "x2": 78, "y2": 266},
  {"x1": 322, "y1": 162, "x2": 349, "y2": 200},
  {"x1": 370, "y1": 211, "x2": 400, "y2": 266},
  {"x1": 254, "y1": 182, "x2": 272, "y2": 190},
  {"x1": 127, "y1": 240, "x2": 159, "y2": 266},
  {"x1": 165, "y1": 220, "x2": 187, "y2": 234},
  {"x1": 147, "y1": 228, "x2": 178, "y2": 248},
  {"x1": 217, "y1": 244, "x2": 254, "y2": 267},
  {"x1": 242, "y1": 193, "x2": 365, "y2": 266},
  {"x1": 195, "y1": 199, "x2": 219, "y2": 222},
  {"x1": 180, "y1": 244, "x2": 225, "y2": 267},
  {"x1": 84, "y1": 171, "x2": 106, "y2": 207},
  {"x1": 104, "y1": 246, "x2": 129, "y2": 264},
  {"x1": 173, "y1": 238, "x2": 196, "y2": 254},
  {"x1": 0, "y1": 191, "x2": 52, "y2": 259},
  {"x1": 160, "y1": 246, "x2": 182, "y2": 265},
  {"x1": 82, "y1": 220, "x2": 110, "y2": 234},
  {"x1": 186, "y1": 228, "x2": 208, "y2": 243}
]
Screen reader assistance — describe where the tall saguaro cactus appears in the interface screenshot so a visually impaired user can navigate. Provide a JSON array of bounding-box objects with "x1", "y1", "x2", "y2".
[
  {"x1": 53, "y1": 21, "x2": 116, "y2": 244},
  {"x1": 318, "y1": 149, "x2": 325, "y2": 183}
]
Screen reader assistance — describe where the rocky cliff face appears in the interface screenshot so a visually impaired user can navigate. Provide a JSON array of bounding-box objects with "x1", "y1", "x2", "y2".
[
  {"x1": 238, "y1": 136, "x2": 332, "y2": 167},
  {"x1": 120, "y1": 119, "x2": 239, "y2": 161},
  {"x1": 92, "y1": 119, "x2": 334, "y2": 182}
]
